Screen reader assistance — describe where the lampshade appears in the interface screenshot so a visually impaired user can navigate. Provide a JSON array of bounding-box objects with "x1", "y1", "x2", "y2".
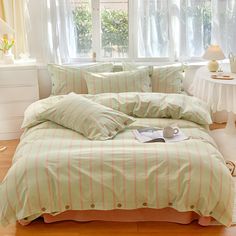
[
  {"x1": 0, "y1": 18, "x2": 14, "y2": 36},
  {"x1": 203, "y1": 45, "x2": 225, "y2": 60}
]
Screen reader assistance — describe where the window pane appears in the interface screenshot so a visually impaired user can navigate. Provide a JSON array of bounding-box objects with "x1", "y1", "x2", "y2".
[
  {"x1": 181, "y1": 0, "x2": 212, "y2": 57},
  {"x1": 101, "y1": 0, "x2": 129, "y2": 58},
  {"x1": 71, "y1": 0, "x2": 92, "y2": 57},
  {"x1": 137, "y1": 0, "x2": 169, "y2": 58}
]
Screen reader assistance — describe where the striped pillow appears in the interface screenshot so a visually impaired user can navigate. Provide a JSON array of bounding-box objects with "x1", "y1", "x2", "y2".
[
  {"x1": 40, "y1": 93, "x2": 135, "y2": 140},
  {"x1": 123, "y1": 62, "x2": 183, "y2": 94},
  {"x1": 151, "y1": 66, "x2": 183, "y2": 93},
  {"x1": 84, "y1": 69, "x2": 152, "y2": 94},
  {"x1": 48, "y1": 63, "x2": 114, "y2": 95}
]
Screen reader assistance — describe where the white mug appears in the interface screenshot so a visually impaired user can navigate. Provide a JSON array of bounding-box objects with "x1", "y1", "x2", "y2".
[{"x1": 163, "y1": 126, "x2": 179, "y2": 138}]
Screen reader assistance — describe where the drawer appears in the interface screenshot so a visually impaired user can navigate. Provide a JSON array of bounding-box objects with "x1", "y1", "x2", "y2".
[
  {"x1": 0, "y1": 86, "x2": 39, "y2": 102},
  {"x1": 0, "y1": 101, "x2": 35, "y2": 119},
  {"x1": 0, "y1": 70, "x2": 38, "y2": 86},
  {"x1": 0, "y1": 117, "x2": 23, "y2": 133},
  {"x1": 0, "y1": 118, "x2": 23, "y2": 140},
  {"x1": 0, "y1": 130, "x2": 22, "y2": 140}
]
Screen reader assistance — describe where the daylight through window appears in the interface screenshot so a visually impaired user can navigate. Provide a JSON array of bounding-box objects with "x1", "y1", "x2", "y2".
[{"x1": 70, "y1": 0, "x2": 221, "y2": 61}]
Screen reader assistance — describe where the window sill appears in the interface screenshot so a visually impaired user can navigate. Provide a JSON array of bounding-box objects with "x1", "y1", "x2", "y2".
[
  {"x1": 65, "y1": 59, "x2": 208, "y2": 67},
  {"x1": 66, "y1": 56, "x2": 215, "y2": 65},
  {"x1": 37, "y1": 59, "x2": 229, "y2": 69}
]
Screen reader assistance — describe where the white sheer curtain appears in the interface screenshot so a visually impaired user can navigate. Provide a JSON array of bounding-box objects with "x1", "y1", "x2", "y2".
[
  {"x1": 137, "y1": 0, "x2": 169, "y2": 58},
  {"x1": 137, "y1": 0, "x2": 212, "y2": 59},
  {"x1": 179, "y1": 0, "x2": 212, "y2": 59},
  {"x1": 137, "y1": 0, "x2": 236, "y2": 60},
  {"x1": 23, "y1": 0, "x2": 236, "y2": 62},
  {"x1": 212, "y1": 0, "x2": 236, "y2": 55},
  {"x1": 1, "y1": 0, "x2": 29, "y2": 57},
  {"x1": 26, "y1": 0, "x2": 76, "y2": 64}
]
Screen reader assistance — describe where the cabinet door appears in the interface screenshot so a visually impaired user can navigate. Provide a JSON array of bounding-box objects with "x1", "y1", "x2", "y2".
[
  {"x1": 0, "y1": 69, "x2": 39, "y2": 102},
  {"x1": 0, "y1": 118, "x2": 23, "y2": 140},
  {"x1": 0, "y1": 69, "x2": 38, "y2": 86},
  {"x1": 0, "y1": 67, "x2": 39, "y2": 140},
  {"x1": 0, "y1": 86, "x2": 39, "y2": 102},
  {"x1": 0, "y1": 102, "x2": 34, "y2": 119}
]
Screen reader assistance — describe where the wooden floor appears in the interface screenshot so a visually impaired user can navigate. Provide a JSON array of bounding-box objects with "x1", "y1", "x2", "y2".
[{"x1": 1, "y1": 123, "x2": 236, "y2": 236}]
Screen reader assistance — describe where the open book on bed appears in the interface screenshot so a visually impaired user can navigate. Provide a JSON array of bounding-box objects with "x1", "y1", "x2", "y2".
[{"x1": 133, "y1": 127, "x2": 189, "y2": 143}]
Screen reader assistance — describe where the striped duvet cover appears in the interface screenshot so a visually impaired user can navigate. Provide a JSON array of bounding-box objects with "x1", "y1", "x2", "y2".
[{"x1": 0, "y1": 93, "x2": 234, "y2": 226}]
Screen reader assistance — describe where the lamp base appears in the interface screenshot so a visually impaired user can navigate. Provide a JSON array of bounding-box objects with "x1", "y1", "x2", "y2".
[{"x1": 208, "y1": 60, "x2": 219, "y2": 72}]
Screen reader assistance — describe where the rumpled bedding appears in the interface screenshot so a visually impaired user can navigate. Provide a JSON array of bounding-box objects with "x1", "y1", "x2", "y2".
[
  {"x1": 0, "y1": 93, "x2": 234, "y2": 226},
  {"x1": 22, "y1": 92, "x2": 212, "y2": 129}
]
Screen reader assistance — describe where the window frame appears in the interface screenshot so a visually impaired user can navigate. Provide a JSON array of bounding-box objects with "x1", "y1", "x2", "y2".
[{"x1": 70, "y1": 0, "x2": 209, "y2": 63}]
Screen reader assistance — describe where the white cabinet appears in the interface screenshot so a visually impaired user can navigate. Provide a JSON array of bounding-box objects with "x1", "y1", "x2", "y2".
[{"x1": 0, "y1": 64, "x2": 39, "y2": 140}]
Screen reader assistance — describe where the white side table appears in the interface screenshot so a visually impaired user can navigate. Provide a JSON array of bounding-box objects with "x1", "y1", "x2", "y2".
[
  {"x1": 189, "y1": 65, "x2": 236, "y2": 160},
  {"x1": 0, "y1": 63, "x2": 39, "y2": 140}
]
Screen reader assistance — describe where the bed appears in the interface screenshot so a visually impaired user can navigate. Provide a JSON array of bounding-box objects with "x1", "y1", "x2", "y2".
[{"x1": 0, "y1": 92, "x2": 234, "y2": 227}]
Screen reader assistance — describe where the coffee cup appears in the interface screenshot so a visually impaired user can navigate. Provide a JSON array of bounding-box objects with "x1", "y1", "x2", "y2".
[{"x1": 163, "y1": 126, "x2": 179, "y2": 138}]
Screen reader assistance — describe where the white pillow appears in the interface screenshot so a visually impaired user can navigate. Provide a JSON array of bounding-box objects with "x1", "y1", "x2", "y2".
[{"x1": 84, "y1": 69, "x2": 152, "y2": 94}]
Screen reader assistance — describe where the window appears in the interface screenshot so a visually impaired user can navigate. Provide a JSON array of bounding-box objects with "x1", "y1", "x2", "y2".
[
  {"x1": 70, "y1": 0, "x2": 214, "y2": 61},
  {"x1": 101, "y1": 0, "x2": 129, "y2": 58},
  {"x1": 71, "y1": 0, "x2": 129, "y2": 60},
  {"x1": 71, "y1": 0, "x2": 92, "y2": 58}
]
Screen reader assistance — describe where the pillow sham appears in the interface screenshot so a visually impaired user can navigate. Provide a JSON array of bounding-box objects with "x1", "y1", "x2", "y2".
[
  {"x1": 122, "y1": 62, "x2": 153, "y2": 76},
  {"x1": 21, "y1": 95, "x2": 65, "y2": 129},
  {"x1": 84, "y1": 69, "x2": 152, "y2": 94},
  {"x1": 123, "y1": 62, "x2": 183, "y2": 94},
  {"x1": 151, "y1": 65, "x2": 183, "y2": 93},
  {"x1": 48, "y1": 63, "x2": 114, "y2": 95},
  {"x1": 40, "y1": 93, "x2": 135, "y2": 140}
]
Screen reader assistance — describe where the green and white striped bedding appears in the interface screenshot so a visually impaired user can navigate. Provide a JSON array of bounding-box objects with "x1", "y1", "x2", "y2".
[
  {"x1": 122, "y1": 63, "x2": 183, "y2": 94},
  {"x1": 151, "y1": 66, "x2": 183, "y2": 94},
  {"x1": 22, "y1": 92, "x2": 212, "y2": 129},
  {"x1": 39, "y1": 93, "x2": 135, "y2": 140},
  {"x1": 84, "y1": 69, "x2": 152, "y2": 94},
  {"x1": 48, "y1": 63, "x2": 114, "y2": 95},
  {"x1": 0, "y1": 93, "x2": 234, "y2": 226}
]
